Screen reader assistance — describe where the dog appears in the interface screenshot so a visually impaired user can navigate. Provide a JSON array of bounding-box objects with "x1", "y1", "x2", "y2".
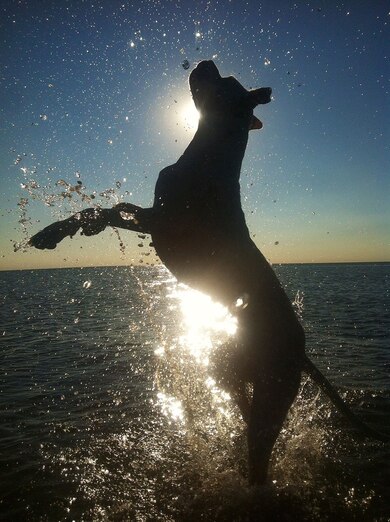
[{"x1": 30, "y1": 60, "x2": 388, "y2": 484}]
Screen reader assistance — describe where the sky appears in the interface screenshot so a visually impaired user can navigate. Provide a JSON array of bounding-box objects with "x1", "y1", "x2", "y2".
[{"x1": 0, "y1": 0, "x2": 389, "y2": 270}]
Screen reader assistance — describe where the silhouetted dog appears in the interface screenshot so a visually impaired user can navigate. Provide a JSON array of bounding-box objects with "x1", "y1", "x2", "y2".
[{"x1": 30, "y1": 61, "x2": 388, "y2": 484}]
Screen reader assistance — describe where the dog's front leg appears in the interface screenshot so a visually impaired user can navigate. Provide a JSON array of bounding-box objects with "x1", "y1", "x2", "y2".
[
  {"x1": 29, "y1": 203, "x2": 155, "y2": 250},
  {"x1": 104, "y1": 203, "x2": 155, "y2": 235}
]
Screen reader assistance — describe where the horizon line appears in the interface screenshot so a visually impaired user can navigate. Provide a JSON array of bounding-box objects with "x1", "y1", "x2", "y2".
[{"x1": 1, "y1": 260, "x2": 389, "y2": 273}]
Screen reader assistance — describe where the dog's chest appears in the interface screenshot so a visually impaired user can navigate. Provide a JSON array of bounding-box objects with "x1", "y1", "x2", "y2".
[
  {"x1": 154, "y1": 164, "x2": 241, "y2": 224},
  {"x1": 152, "y1": 163, "x2": 246, "y2": 279}
]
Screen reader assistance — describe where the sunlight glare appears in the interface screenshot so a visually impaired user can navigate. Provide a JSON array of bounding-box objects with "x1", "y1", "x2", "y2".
[
  {"x1": 156, "y1": 284, "x2": 239, "y2": 427},
  {"x1": 181, "y1": 102, "x2": 200, "y2": 130},
  {"x1": 172, "y1": 286, "x2": 237, "y2": 365},
  {"x1": 157, "y1": 392, "x2": 185, "y2": 424}
]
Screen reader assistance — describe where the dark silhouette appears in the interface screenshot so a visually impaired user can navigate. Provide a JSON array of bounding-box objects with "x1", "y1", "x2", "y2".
[{"x1": 30, "y1": 61, "x2": 388, "y2": 484}]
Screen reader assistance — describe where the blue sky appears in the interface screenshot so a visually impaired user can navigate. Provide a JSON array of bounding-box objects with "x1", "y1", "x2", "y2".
[{"x1": 1, "y1": 0, "x2": 389, "y2": 270}]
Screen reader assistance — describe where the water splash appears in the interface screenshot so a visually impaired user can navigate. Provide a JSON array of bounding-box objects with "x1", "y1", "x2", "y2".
[
  {"x1": 112, "y1": 228, "x2": 126, "y2": 255},
  {"x1": 157, "y1": 392, "x2": 185, "y2": 424},
  {"x1": 153, "y1": 281, "x2": 243, "y2": 483},
  {"x1": 119, "y1": 211, "x2": 138, "y2": 223},
  {"x1": 14, "y1": 197, "x2": 31, "y2": 251},
  {"x1": 13, "y1": 156, "x2": 132, "y2": 253},
  {"x1": 293, "y1": 289, "x2": 304, "y2": 319}
]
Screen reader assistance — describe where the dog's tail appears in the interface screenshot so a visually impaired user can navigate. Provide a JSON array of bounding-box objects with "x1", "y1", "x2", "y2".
[{"x1": 303, "y1": 356, "x2": 389, "y2": 442}]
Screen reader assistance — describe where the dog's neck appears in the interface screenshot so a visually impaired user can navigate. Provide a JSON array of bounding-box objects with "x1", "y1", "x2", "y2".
[{"x1": 177, "y1": 114, "x2": 250, "y2": 177}]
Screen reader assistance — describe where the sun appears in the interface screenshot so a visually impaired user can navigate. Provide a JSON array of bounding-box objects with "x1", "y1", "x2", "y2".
[{"x1": 181, "y1": 101, "x2": 200, "y2": 130}]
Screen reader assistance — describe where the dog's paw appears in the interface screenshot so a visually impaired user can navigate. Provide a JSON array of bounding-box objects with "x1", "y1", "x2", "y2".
[
  {"x1": 29, "y1": 219, "x2": 79, "y2": 250},
  {"x1": 29, "y1": 227, "x2": 60, "y2": 250}
]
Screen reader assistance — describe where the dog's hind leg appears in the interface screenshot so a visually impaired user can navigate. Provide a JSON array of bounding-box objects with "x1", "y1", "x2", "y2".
[
  {"x1": 222, "y1": 379, "x2": 251, "y2": 424},
  {"x1": 247, "y1": 366, "x2": 301, "y2": 485},
  {"x1": 211, "y1": 341, "x2": 251, "y2": 423}
]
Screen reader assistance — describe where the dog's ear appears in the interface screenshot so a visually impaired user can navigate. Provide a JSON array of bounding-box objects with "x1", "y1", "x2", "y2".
[
  {"x1": 247, "y1": 87, "x2": 272, "y2": 108},
  {"x1": 249, "y1": 115, "x2": 263, "y2": 130}
]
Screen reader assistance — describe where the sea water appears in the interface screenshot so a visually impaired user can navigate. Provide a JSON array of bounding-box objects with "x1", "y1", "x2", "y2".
[{"x1": 0, "y1": 263, "x2": 389, "y2": 520}]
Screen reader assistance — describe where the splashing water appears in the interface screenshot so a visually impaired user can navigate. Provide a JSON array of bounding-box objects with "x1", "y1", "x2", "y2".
[
  {"x1": 13, "y1": 156, "x2": 137, "y2": 254},
  {"x1": 154, "y1": 281, "x2": 244, "y2": 471},
  {"x1": 293, "y1": 289, "x2": 304, "y2": 319},
  {"x1": 112, "y1": 227, "x2": 126, "y2": 255},
  {"x1": 145, "y1": 273, "x2": 388, "y2": 519}
]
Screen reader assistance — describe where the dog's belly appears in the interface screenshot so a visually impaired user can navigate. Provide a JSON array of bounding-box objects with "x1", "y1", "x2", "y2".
[
  {"x1": 152, "y1": 219, "x2": 231, "y2": 290},
  {"x1": 153, "y1": 164, "x2": 250, "y2": 296}
]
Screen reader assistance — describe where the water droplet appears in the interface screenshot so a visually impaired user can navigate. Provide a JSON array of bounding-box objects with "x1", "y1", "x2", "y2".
[
  {"x1": 56, "y1": 179, "x2": 69, "y2": 187},
  {"x1": 120, "y1": 211, "x2": 137, "y2": 222},
  {"x1": 235, "y1": 293, "x2": 249, "y2": 310}
]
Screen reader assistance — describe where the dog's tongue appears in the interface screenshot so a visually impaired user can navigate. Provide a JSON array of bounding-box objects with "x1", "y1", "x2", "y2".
[{"x1": 249, "y1": 115, "x2": 263, "y2": 130}]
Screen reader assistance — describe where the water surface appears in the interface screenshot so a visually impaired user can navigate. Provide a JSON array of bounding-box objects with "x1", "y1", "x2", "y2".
[{"x1": 1, "y1": 263, "x2": 389, "y2": 520}]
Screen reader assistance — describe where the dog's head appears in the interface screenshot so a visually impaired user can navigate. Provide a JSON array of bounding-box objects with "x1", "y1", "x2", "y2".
[{"x1": 189, "y1": 60, "x2": 272, "y2": 130}]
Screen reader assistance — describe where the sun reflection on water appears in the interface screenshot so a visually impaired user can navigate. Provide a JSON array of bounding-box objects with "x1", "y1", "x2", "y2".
[
  {"x1": 156, "y1": 392, "x2": 185, "y2": 424},
  {"x1": 173, "y1": 285, "x2": 237, "y2": 365},
  {"x1": 155, "y1": 284, "x2": 239, "y2": 428}
]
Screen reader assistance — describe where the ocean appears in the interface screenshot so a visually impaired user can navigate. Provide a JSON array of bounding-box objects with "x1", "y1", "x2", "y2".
[{"x1": 1, "y1": 263, "x2": 389, "y2": 521}]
